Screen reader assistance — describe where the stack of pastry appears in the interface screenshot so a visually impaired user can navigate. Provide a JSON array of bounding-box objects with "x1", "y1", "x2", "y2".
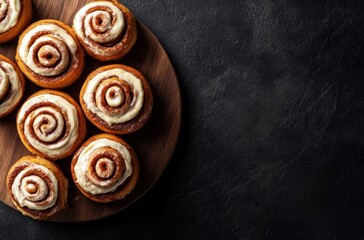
[{"x1": 3, "y1": 0, "x2": 153, "y2": 220}]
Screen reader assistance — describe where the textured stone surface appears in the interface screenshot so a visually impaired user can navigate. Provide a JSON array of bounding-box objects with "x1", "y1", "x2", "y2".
[{"x1": 2, "y1": 0, "x2": 364, "y2": 239}]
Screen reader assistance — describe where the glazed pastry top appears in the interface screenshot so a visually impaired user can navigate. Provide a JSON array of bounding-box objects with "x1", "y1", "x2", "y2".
[
  {"x1": 17, "y1": 93, "x2": 80, "y2": 159},
  {"x1": 83, "y1": 67, "x2": 144, "y2": 125},
  {"x1": 73, "y1": 1, "x2": 126, "y2": 56},
  {"x1": 0, "y1": 0, "x2": 21, "y2": 33},
  {"x1": 0, "y1": 60, "x2": 22, "y2": 113},
  {"x1": 73, "y1": 137, "x2": 133, "y2": 195},
  {"x1": 11, "y1": 163, "x2": 58, "y2": 211},
  {"x1": 17, "y1": 23, "x2": 79, "y2": 77}
]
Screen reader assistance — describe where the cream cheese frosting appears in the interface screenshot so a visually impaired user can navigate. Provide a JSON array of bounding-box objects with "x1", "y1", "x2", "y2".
[
  {"x1": 0, "y1": 60, "x2": 22, "y2": 114},
  {"x1": 74, "y1": 138, "x2": 133, "y2": 195},
  {"x1": 17, "y1": 23, "x2": 78, "y2": 76},
  {"x1": 0, "y1": 0, "x2": 21, "y2": 33},
  {"x1": 83, "y1": 68, "x2": 144, "y2": 125},
  {"x1": 17, "y1": 93, "x2": 79, "y2": 159},
  {"x1": 73, "y1": 1, "x2": 125, "y2": 56},
  {"x1": 12, "y1": 163, "x2": 58, "y2": 211}
]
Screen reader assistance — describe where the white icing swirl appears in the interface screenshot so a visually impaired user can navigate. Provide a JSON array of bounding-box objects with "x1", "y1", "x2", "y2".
[
  {"x1": 0, "y1": 60, "x2": 22, "y2": 115},
  {"x1": 18, "y1": 23, "x2": 78, "y2": 77},
  {"x1": 17, "y1": 93, "x2": 79, "y2": 159},
  {"x1": 83, "y1": 68, "x2": 144, "y2": 125},
  {"x1": 74, "y1": 138, "x2": 133, "y2": 195},
  {"x1": 11, "y1": 163, "x2": 58, "y2": 211},
  {"x1": 105, "y1": 86, "x2": 124, "y2": 107},
  {"x1": 0, "y1": 0, "x2": 20, "y2": 33},
  {"x1": 95, "y1": 158, "x2": 115, "y2": 178},
  {"x1": 0, "y1": 65, "x2": 10, "y2": 97},
  {"x1": 73, "y1": 1, "x2": 125, "y2": 56}
]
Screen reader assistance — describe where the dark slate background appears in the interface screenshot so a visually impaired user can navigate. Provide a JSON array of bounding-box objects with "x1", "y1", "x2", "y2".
[{"x1": 2, "y1": 0, "x2": 364, "y2": 239}]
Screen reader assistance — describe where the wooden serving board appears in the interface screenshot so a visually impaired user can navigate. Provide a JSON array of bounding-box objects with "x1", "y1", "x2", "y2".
[{"x1": 0, "y1": 0, "x2": 181, "y2": 222}]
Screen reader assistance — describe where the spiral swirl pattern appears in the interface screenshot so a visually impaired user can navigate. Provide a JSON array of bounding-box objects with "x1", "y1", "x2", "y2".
[
  {"x1": 83, "y1": 68, "x2": 144, "y2": 125},
  {"x1": 74, "y1": 138, "x2": 132, "y2": 195},
  {"x1": 73, "y1": 1, "x2": 135, "y2": 59},
  {"x1": 11, "y1": 163, "x2": 58, "y2": 211},
  {"x1": 0, "y1": 0, "x2": 20, "y2": 33},
  {"x1": 17, "y1": 22, "x2": 79, "y2": 77},
  {"x1": 0, "y1": 60, "x2": 22, "y2": 115},
  {"x1": 17, "y1": 93, "x2": 80, "y2": 159}
]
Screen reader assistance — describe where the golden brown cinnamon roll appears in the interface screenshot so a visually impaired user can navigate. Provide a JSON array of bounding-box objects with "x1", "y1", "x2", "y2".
[
  {"x1": 0, "y1": 0, "x2": 32, "y2": 44},
  {"x1": 16, "y1": 90, "x2": 87, "y2": 160},
  {"x1": 6, "y1": 155, "x2": 68, "y2": 220},
  {"x1": 73, "y1": 0, "x2": 137, "y2": 61},
  {"x1": 0, "y1": 54, "x2": 25, "y2": 118},
  {"x1": 15, "y1": 19, "x2": 85, "y2": 89},
  {"x1": 71, "y1": 134, "x2": 139, "y2": 203},
  {"x1": 80, "y1": 64, "x2": 153, "y2": 134}
]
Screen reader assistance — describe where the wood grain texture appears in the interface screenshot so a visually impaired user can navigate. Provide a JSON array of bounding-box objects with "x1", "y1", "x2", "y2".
[{"x1": 0, "y1": 0, "x2": 181, "y2": 222}]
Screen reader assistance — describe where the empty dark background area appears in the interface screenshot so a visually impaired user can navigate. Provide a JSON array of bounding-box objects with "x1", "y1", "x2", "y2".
[{"x1": 1, "y1": 0, "x2": 364, "y2": 239}]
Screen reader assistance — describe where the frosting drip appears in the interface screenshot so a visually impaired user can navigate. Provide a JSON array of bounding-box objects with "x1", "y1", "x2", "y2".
[
  {"x1": 0, "y1": 0, "x2": 20, "y2": 33},
  {"x1": 17, "y1": 94, "x2": 79, "y2": 158},
  {"x1": 83, "y1": 68, "x2": 144, "y2": 125},
  {"x1": 12, "y1": 163, "x2": 58, "y2": 211},
  {"x1": 74, "y1": 138, "x2": 132, "y2": 195}
]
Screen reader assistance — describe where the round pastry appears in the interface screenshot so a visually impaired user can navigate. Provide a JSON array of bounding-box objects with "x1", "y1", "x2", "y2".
[
  {"x1": 0, "y1": 54, "x2": 25, "y2": 118},
  {"x1": 73, "y1": 0, "x2": 137, "y2": 61},
  {"x1": 6, "y1": 155, "x2": 68, "y2": 220},
  {"x1": 80, "y1": 64, "x2": 153, "y2": 134},
  {"x1": 0, "y1": 0, "x2": 32, "y2": 44},
  {"x1": 71, "y1": 134, "x2": 139, "y2": 203},
  {"x1": 16, "y1": 90, "x2": 87, "y2": 160},
  {"x1": 15, "y1": 19, "x2": 85, "y2": 89}
]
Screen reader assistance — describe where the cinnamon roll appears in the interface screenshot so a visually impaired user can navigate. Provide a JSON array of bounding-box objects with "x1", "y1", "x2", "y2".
[
  {"x1": 0, "y1": 0, "x2": 32, "y2": 44},
  {"x1": 6, "y1": 155, "x2": 68, "y2": 220},
  {"x1": 71, "y1": 134, "x2": 139, "y2": 203},
  {"x1": 73, "y1": 0, "x2": 137, "y2": 61},
  {"x1": 0, "y1": 54, "x2": 25, "y2": 118},
  {"x1": 80, "y1": 64, "x2": 153, "y2": 134},
  {"x1": 16, "y1": 90, "x2": 87, "y2": 160},
  {"x1": 15, "y1": 19, "x2": 85, "y2": 89}
]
